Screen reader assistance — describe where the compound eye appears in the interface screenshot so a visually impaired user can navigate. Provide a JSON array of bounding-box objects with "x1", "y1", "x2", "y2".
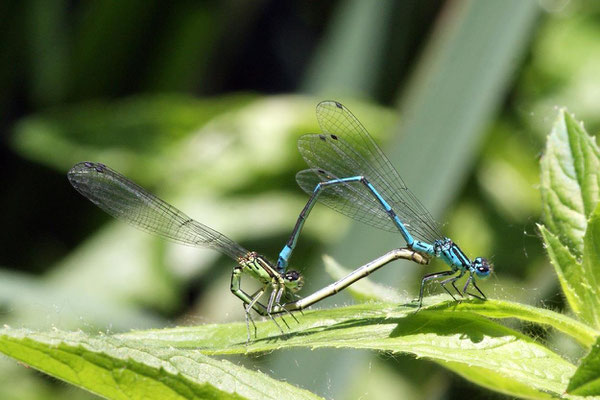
[
  {"x1": 474, "y1": 258, "x2": 492, "y2": 278},
  {"x1": 285, "y1": 271, "x2": 300, "y2": 281}
]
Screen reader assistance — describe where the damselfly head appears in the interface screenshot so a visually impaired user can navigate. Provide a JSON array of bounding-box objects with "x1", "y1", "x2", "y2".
[
  {"x1": 283, "y1": 270, "x2": 304, "y2": 292},
  {"x1": 473, "y1": 257, "x2": 491, "y2": 279}
]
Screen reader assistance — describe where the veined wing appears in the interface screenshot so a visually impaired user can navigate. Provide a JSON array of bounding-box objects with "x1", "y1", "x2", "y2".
[
  {"x1": 68, "y1": 162, "x2": 248, "y2": 260},
  {"x1": 297, "y1": 101, "x2": 442, "y2": 243}
]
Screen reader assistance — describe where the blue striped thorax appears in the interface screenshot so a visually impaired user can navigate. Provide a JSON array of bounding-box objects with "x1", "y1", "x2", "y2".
[{"x1": 433, "y1": 238, "x2": 491, "y2": 278}]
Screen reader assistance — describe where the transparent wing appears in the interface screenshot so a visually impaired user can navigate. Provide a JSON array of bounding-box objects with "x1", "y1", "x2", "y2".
[
  {"x1": 297, "y1": 101, "x2": 442, "y2": 243},
  {"x1": 68, "y1": 162, "x2": 248, "y2": 260},
  {"x1": 296, "y1": 169, "x2": 399, "y2": 232}
]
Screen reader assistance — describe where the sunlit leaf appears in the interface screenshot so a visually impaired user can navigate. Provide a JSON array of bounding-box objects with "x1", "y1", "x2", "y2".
[
  {"x1": 540, "y1": 109, "x2": 600, "y2": 258},
  {"x1": 567, "y1": 336, "x2": 600, "y2": 396},
  {"x1": 120, "y1": 301, "x2": 576, "y2": 399},
  {"x1": 540, "y1": 109, "x2": 600, "y2": 328},
  {"x1": 0, "y1": 328, "x2": 323, "y2": 400}
]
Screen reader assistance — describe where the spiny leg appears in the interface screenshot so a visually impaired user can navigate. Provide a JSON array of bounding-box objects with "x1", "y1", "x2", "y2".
[
  {"x1": 277, "y1": 314, "x2": 291, "y2": 330},
  {"x1": 289, "y1": 293, "x2": 305, "y2": 315},
  {"x1": 438, "y1": 281, "x2": 458, "y2": 302},
  {"x1": 450, "y1": 280, "x2": 463, "y2": 298},
  {"x1": 266, "y1": 286, "x2": 288, "y2": 332},
  {"x1": 243, "y1": 287, "x2": 266, "y2": 343},
  {"x1": 275, "y1": 286, "x2": 300, "y2": 324},
  {"x1": 230, "y1": 268, "x2": 273, "y2": 342},
  {"x1": 245, "y1": 287, "x2": 266, "y2": 312},
  {"x1": 439, "y1": 269, "x2": 465, "y2": 299},
  {"x1": 243, "y1": 304, "x2": 258, "y2": 344},
  {"x1": 418, "y1": 270, "x2": 457, "y2": 309},
  {"x1": 283, "y1": 307, "x2": 300, "y2": 324},
  {"x1": 266, "y1": 309, "x2": 286, "y2": 333},
  {"x1": 463, "y1": 275, "x2": 487, "y2": 301},
  {"x1": 248, "y1": 287, "x2": 267, "y2": 305}
]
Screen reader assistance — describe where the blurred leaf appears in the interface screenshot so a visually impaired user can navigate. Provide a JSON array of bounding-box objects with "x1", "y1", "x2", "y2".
[
  {"x1": 445, "y1": 201, "x2": 493, "y2": 264},
  {"x1": 11, "y1": 94, "x2": 256, "y2": 177},
  {"x1": 477, "y1": 122, "x2": 541, "y2": 222},
  {"x1": 567, "y1": 336, "x2": 600, "y2": 396},
  {"x1": 45, "y1": 223, "x2": 180, "y2": 313},
  {"x1": 521, "y1": 13, "x2": 600, "y2": 134},
  {"x1": 119, "y1": 300, "x2": 575, "y2": 399},
  {"x1": 0, "y1": 358, "x2": 96, "y2": 400},
  {"x1": 391, "y1": 0, "x2": 540, "y2": 217},
  {"x1": 11, "y1": 95, "x2": 396, "y2": 192},
  {"x1": 0, "y1": 268, "x2": 163, "y2": 332},
  {"x1": 340, "y1": 359, "x2": 423, "y2": 400},
  {"x1": 144, "y1": 4, "x2": 217, "y2": 91},
  {"x1": 302, "y1": 0, "x2": 395, "y2": 96},
  {"x1": 69, "y1": 0, "x2": 160, "y2": 99},
  {"x1": 0, "y1": 328, "x2": 323, "y2": 400},
  {"x1": 539, "y1": 109, "x2": 600, "y2": 329},
  {"x1": 26, "y1": 0, "x2": 68, "y2": 106}
]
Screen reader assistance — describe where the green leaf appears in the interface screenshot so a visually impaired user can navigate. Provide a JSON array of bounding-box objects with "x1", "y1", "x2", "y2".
[
  {"x1": 567, "y1": 336, "x2": 600, "y2": 396},
  {"x1": 539, "y1": 225, "x2": 598, "y2": 327},
  {"x1": 119, "y1": 301, "x2": 576, "y2": 399},
  {"x1": 1, "y1": 300, "x2": 585, "y2": 399},
  {"x1": 539, "y1": 109, "x2": 600, "y2": 328},
  {"x1": 581, "y1": 203, "x2": 600, "y2": 329},
  {"x1": 0, "y1": 328, "x2": 323, "y2": 400},
  {"x1": 427, "y1": 298, "x2": 598, "y2": 349},
  {"x1": 540, "y1": 109, "x2": 600, "y2": 258}
]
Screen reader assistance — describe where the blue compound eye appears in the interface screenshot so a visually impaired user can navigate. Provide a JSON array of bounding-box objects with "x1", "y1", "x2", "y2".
[{"x1": 473, "y1": 257, "x2": 491, "y2": 278}]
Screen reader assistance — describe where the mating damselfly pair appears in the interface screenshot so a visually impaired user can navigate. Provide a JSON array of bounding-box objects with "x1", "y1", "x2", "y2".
[{"x1": 68, "y1": 101, "x2": 491, "y2": 342}]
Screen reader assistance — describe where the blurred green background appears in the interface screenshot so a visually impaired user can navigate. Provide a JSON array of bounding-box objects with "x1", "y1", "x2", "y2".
[{"x1": 0, "y1": 0, "x2": 599, "y2": 399}]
